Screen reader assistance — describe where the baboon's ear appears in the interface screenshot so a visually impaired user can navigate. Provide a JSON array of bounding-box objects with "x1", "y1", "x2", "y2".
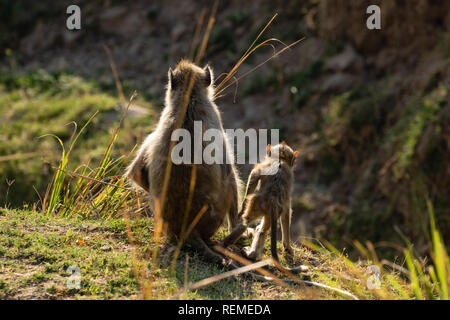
[
  {"x1": 168, "y1": 67, "x2": 175, "y2": 89},
  {"x1": 291, "y1": 151, "x2": 299, "y2": 166},
  {"x1": 266, "y1": 144, "x2": 271, "y2": 156},
  {"x1": 204, "y1": 65, "x2": 213, "y2": 87}
]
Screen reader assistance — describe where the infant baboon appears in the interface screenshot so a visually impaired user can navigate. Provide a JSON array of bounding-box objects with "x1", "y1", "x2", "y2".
[
  {"x1": 222, "y1": 143, "x2": 299, "y2": 262},
  {"x1": 127, "y1": 60, "x2": 241, "y2": 264}
]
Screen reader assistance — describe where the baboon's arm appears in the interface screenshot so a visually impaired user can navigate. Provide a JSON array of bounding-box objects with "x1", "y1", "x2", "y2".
[
  {"x1": 126, "y1": 149, "x2": 150, "y2": 191},
  {"x1": 222, "y1": 223, "x2": 247, "y2": 247},
  {"x1": 240, "y1": 169, "x2": 261, "y2": 215}
]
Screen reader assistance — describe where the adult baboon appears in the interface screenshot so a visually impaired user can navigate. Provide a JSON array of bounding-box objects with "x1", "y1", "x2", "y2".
[{"x1": 127, "y1": 60, "x2": 241, "y2": 263}]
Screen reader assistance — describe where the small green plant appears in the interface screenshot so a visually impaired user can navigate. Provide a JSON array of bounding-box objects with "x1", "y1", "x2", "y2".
[
  {"x1": 393, "y1": 86, "x2": 446, "y2": 180},
  {"x1": 44, "y1": 94, "x2": 140, "y2": 220},
  {"x1": 404, "y1": 199, "x2": 449, "y2": 300},
  {"x1": 44, "y1": 113, "x2": 97, "y2": 216}
]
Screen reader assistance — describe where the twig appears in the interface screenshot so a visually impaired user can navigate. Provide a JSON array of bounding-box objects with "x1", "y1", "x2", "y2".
[
  {"x1": 271, "y1": 259, "x2": 359, "y2": 300},
  {"x1": 381, "y1": 259, "x2": 411, "y2": 278},
  {"x1": 171, "y1": 259, "x2": 271, "y2": 299},
  {"x1": 190, "y1": 260, "x2": 270, "y2": 291},
  {"x1": 214, "y1": 37, "x2": 306, "y2": 99},
  {"x1": 213, "y1": 246, "x2": 300, "y2": 292},
  {"x1": 0, "y1": 152, "x2": 39, "y2": 162},
  {"x1": 54, "y1": 168, "x2": 132, "y2": 191},
  {"x1": 102, "y1": 43, "x2": 126, "y2": 106}
]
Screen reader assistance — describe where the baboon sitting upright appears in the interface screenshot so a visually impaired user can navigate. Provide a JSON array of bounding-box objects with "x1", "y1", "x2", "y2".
[{"x1": 127, "y1": 60, "x2": 241, "y2": 263}]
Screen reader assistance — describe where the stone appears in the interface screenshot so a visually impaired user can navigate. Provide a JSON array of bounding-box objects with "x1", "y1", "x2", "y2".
[{"x1": 325, "y1": 45, "x2": 364, "y2": 73}]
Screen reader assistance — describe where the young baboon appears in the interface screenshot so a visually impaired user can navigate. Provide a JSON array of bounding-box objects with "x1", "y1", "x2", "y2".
[
  {"x1": 222, "y1": 143, "x2": 299, "y2": 262},
  {"x1": 127, "y1": 60, "x2": 241, "y2": 264}
]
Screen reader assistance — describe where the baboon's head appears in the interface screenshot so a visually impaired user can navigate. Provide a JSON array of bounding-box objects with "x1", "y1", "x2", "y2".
[
  {"x1": 266, "y1": 142, "x2": 299, "y2": 168},
  {"x1": 166, "y1": 60, "x2": 214, "y2": 105}
]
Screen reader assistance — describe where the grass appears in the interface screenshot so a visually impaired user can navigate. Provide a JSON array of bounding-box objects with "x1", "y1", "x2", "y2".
[
  {"x1": 0, "y1": 208, "x2": 263, "y2": 300},
  {"x1": 0, "y1": 208, "x2": 141, "y2": 299},
  {"x1": 0, "y1": 70, "x2": 155, "y2": 207},
  {"x1": 0, "y1": 208, "x2": 348, "y2": 299},
  {"x1": 1, "y1": 205, "x2": 448, "y2": 300}
]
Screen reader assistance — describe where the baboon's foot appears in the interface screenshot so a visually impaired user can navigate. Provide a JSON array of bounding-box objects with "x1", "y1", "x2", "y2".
[
  {"x1": 242, "y1": 246, "x2": 261, "y2": 261},
  {"x1": 241, "y1": 227, "x2": 255, "y2": 239},
  {"x1": 289, "y1": 265, "x2": 310, "y2": 273},
  {"x1": 158, "y1": 242, "x2": 177, "y2": 267},
  {"x1": 283, "y1": 244, "x2": 294, "y2": 257},
  {"x1": 188, "y1": 233, "x2": 231, "y2": 267}
]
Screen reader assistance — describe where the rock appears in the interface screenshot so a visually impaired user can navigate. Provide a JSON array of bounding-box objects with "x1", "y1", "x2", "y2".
[
  {"x1": 100, "y1": 244, "x2": 112, "y2": 251},
  {"x1": 99, "y1": 6, "x2": 150, "y2": 36},
  {"x1": 62, "y1": 30, "x2": 84, "y2": 46},
  {"x1": 48, "y1": 57, "x2": 69, "y2": 72},
  {"x1": 86, "y1": 226, "x2": 99, "y2": 232},
  {"x1": 99, "y1": 6, "x2": 128, "y2": 31},
  {"x1": 325, "y1": 45, "x2": 364, "y2": 73},
  {"x1": 171, "y1": 23, "x2": 187, "y2": 41},
  {"x1": 318, "y1": 73, "x2": 360, "y2": 93},
  {"x1": 21, "y1": 22, "x2": 58, "y2": 56}
]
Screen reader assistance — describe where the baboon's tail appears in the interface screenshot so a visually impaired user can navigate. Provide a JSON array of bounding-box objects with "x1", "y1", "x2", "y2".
[{"x1": 270, "y1": 207, "x2": 279, "y2": 262}]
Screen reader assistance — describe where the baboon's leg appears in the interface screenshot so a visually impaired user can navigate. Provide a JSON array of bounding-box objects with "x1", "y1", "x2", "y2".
[
  {"x1": 244, "y1": 217, "x2": 270, "y2": 261},
  {"x1": 222, "y1": 223, "x2": 247, "y2": 247},
  {"x1": 226, "y1": 197, "x2": 239, "y2": 233},
  {"x1": 281, "y1": 208, "x2": 294, "y2": 256},
  {"x1": 187, "y1": 231, "x2": 226, "y2": 265}
]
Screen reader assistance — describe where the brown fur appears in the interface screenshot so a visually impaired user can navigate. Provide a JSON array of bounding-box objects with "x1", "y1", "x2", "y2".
[
  {"x1": 222, "y1": 143, "x2": 299, "y2": 261},
  {"x1": 127, "y1": 60, "x2": 242, "y2": 263}
]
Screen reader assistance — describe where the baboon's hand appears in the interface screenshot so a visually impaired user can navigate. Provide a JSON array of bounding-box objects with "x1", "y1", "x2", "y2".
[{"x1": 221, "y1": 258, "x2": 233, "y2": 267}]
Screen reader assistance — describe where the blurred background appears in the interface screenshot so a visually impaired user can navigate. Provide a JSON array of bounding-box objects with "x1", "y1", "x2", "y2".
[{"x1": 0, "y1": 0, "x2": 449, "y2": 259}]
